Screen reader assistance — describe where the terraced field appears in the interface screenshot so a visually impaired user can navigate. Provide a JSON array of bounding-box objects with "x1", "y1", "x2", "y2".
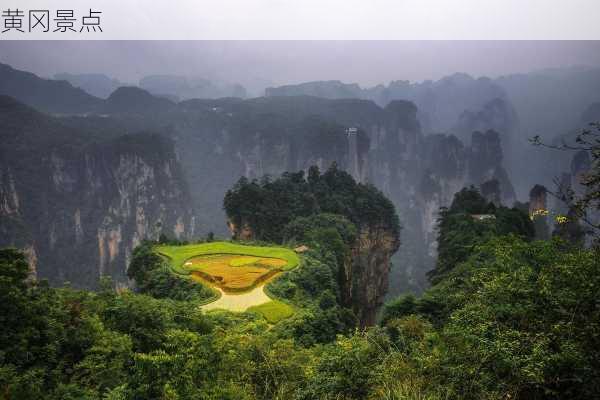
[
  {"x1": 155, "y1": 242, "x2": 298, "y2": 322},
  {"x1": 187, "y1": 254, "x2": 286, "y2": 292}
]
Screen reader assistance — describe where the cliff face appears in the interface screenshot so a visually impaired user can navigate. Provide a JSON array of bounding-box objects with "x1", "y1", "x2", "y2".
[
  {"x1": 0, "y1": 63, "x2": 518, "y2": 298},
  {"x1": 265, "y1": 74, "x2": 509, "y2": 134},
  {"x1": 469, "y1": 130, "x2": 516, "y2": 205},
  {"x1": 0, "y1": 97, "x2": 192, "y2": 288},
  {"x1": 346, "y1": 225, "x2": 400, "y2": 327},
  {"x1": 226, "y1": 219, "x2": 255, "y2": 241},
  {"x1": 129, "y1": 95, "x2": 512, "y2": 297},
  {"x1": 529, "y1": 184, "x2": 550, "y2": 240},
  {"x1": 451, "y1": 98, "x2": 518, "y2": 148},
  {"x1": 529, "y1": 184, "x2": 548, "y2": 214},
  {"x1": 87, "y1": 137, "x2": 192, "y2": 285},
  {"x1": 227, "y1": 219, "x2": 400, "y2": 326},
  {"x1": 226, "y1": 205, "x2": 399, "y2": 326}
]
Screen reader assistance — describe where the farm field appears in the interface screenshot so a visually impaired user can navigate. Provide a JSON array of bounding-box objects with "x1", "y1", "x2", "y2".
[
  {"x1": 187, "y1": 254, "x2": 284, "y2": 292},
  {"x1": 155, "y1": 241, "x2": 299, "y2": 274},
  {"x1": 155, "y1": 241, "x2": 299, "y2": 322}
]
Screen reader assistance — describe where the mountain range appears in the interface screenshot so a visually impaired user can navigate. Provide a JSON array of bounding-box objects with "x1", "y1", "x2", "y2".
[{"x1": 1, "y1": 62, "x2": 599, "y2": 296}]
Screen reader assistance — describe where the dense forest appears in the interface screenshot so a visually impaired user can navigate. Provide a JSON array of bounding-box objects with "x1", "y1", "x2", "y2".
[
  {"x1": 223, "y1": 163, "x2": 400, "y2": 244},
  {"x1": 1, "y1": 54, "x2": 600, "y2": 399},
  {"x1": 2, "y1": 146, "x2": 600, "y2": 399}
]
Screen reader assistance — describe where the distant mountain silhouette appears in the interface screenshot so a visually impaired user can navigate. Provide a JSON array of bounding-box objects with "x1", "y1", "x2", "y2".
[
  {"x1": 54, "y1": 72, "x2": 124, "y2": 99},
  {"x1": 139, "y1": 74, "x2": 247, "y2": 100},
  {"x1": 103, "y1": 86, "x2": 176, "y2": 115},
  {"x1": 0, "y1": 63, "x2": 103, "y2": 114}
]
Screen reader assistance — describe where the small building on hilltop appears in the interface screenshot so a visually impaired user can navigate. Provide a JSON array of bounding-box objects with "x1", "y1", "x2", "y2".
[{"x1": 470, "y1": 214, "x2": 496, "y2": 221}]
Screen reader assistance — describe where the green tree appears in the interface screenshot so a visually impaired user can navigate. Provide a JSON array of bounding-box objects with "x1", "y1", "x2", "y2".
[
  {"x1": 223, "y1": 163, "x2": 399, "y2": 244},
  {"x1": 429, "y1": 186, "x2": 534, "y2": 284},
  {"x1": 531, "y1": 122, "x2": 600, "y2": 242},
  {"x1": 436, "y1": 236, "x2": 600, "y2": 398}
]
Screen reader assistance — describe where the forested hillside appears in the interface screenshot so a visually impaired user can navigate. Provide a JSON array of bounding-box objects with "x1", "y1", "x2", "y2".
[
  {"x1": 223, "y1": 164, "x2": 400, "y2": 325},
  {"x1": 1, "y1": 174, "x2": 599, "y2": 399},
  {"x1": 0, "y1": 63, "x2": 521, "y2": 295},
  {"x1": 1, "y1": 52, "x2": 600, "y2": 400}
]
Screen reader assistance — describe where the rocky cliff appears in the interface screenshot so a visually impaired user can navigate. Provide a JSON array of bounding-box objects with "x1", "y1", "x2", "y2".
[
  {"x1": 451, "y1": 98, "x2": 518, "y2": 149},
  {"x1": 227, "y1": 212, "x2": 400, "y2": 326},
  {"x1": 347, "y1": 225, "x2": 400, "y2": 326},
  {"x1": 529, "y1": 184, "x2": 550, "y2": 240},
  {"x1": 0, "y1": 96, "x2": 192, "y2": 288},
  {"x1": 101, "y1": 94, "x2": 514, "y2": 295},
  {"x1": 223, "y1": 165, "x2": 400, "y2": 326},
  {"x1": 265, "y1": 74, "x2": 509, "y2": 135},
  {"x1": 0, "y1": 64, "x2": 518, "y2": 296}
]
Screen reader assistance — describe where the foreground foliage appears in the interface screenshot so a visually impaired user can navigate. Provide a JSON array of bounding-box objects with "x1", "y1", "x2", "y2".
[
  {"x1": 2, "y1": 174, "x2": 599, "y2": 399},
  {"x1": 430, "y1": 186, "x2": 534, "y2": 284},
  {"x1": 2, "y1": 231, "x2": 598, "y2": 399}
]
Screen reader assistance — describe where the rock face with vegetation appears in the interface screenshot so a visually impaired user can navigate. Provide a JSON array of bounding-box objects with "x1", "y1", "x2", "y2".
[
  {"x1": 529, "y1": 184, "x2": 550, "y2": 240},
  {"x1": 0, "y1": 63, "x2": 518, "y2": 294},
  {"x1": 265, "y1": 74, "x2": 509, "y2": 134},
  {"x1": 0, "y1": 96, "x2": 192, "y2": 287},
  {"x1": 429, "y1": 186, "x2": 534, "y2": 284},
  {"x1": 224, "y1": 166, "x2": 400, "y2": 326},
  {"x1": 349, "y1": 224, "x2": 399, "y2": 325},
  {"x1": 2, "y1": 61, "x2": 600, "y2": 400},
  {"x1": 1, "y1": 180, "x2": 598, "y2": 398}
]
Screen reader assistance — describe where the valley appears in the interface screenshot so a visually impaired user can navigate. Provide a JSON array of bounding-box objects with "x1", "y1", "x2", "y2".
[{"x1": 1, "y1": 39, "x2": 600, "y2": 399}]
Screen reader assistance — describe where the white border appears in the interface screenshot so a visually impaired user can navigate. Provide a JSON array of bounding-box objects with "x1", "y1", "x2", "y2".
[{"x1": 1, "y1": 0, "x2": 599, "y2": 40}]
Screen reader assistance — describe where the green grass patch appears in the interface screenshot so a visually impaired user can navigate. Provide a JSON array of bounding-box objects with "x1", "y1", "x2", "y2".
[
  {"x1": 155, "y1": 241, "x2": 300, "y2": 275},
  {"x1": 229, "y1": 256, "x2": 261, "y2": 267},
  {"x1": 247, "y1": 300, "x2": 294, "y2": 324}
]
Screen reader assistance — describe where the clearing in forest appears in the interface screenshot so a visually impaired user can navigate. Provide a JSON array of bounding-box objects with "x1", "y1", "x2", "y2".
[{"x1": 155, "y1": 241, "x2": 298, "y2": 321}]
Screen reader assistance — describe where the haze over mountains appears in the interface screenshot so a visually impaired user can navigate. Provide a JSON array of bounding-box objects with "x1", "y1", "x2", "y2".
[
  {"x1": 0, "y1": 61, "x2": 599, "y2": 295},
  {"x1": 54, "y1": 71, "x2": 248, "y2": 101},
  {"x1": 21, "y1": 61, "x2": 600, "y2": 198},
  {"x1": 50, "y1": 63, "x2": 600, "y2": 144}
]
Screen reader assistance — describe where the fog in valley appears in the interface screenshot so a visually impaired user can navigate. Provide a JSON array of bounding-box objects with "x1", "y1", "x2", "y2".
[
  {"x1": 2, "y1": 41, "x2": 600, "y2": 95},
  {"x1": 1, "y1": 40, "x2": 600, "y2": 295},
  {"x1": 2, "y1": 0, "x2": 600, "y2": 389}
]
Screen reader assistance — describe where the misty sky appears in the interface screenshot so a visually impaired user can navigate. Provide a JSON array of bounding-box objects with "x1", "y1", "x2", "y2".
[{"x1": 1, "y1": 41, "x2": 600, "y2": 94}]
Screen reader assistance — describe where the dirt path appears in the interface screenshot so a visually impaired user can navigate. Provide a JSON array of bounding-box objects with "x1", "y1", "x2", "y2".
[{"x1": 202, "y1": 284, "x2": 272, "y2": 312}]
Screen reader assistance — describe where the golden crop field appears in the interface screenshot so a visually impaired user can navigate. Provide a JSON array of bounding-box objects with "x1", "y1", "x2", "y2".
[
  {"x1": 188, "y1": 254, "x2": 285, "y2": 292},
  {"x1": 155, "y1": 242, "x2": 299, "y2": 321}
]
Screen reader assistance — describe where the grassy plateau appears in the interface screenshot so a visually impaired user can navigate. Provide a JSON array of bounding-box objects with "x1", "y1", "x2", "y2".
[
  {"x1": 155, "y1": 241, "x2": 299, "y2": 275},
  {"x1": 154, "y1": 241, "x2": 299, "y2": 322}
]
